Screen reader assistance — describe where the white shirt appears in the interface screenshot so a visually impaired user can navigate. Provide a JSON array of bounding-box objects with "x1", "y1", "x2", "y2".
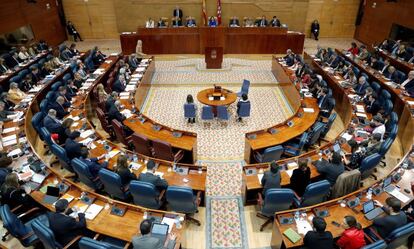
[
  {"x1": 145, "y1": 20, "x2": 155, "y2": 28},
  {"x1": 18, "y1": 51, "x2": 30, "y2": 61},
  {"x1": 401, "y1": 77, "x2": 413, "y2": 87},
  {"x1": 373, "y1": 124, "x2": 385, "y2": 140}
]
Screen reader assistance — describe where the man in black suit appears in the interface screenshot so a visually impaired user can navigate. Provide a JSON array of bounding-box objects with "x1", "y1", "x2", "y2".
[
  {"x1": 401, "y1": 70, "x2": 414, "y2": 91},
  {"x1": 65, "y1": 131, "x2": 85, "y2": 160},
  {"x1": 0, "y1": 58, "x2": 10, "y2": 75},
  {"x1": 56, "y1": 86, "x2": 72, "y2": 107},
  {"x1": 30, "y1": 67, "x2": 44, "y2": 83},
  {"x1": 108, "y1": 101, "x2": 126, "y2": 123},
  {"x1": 173, "y1": 5, "x2": 183, "y2": 19},
  {"x1": 284, "y1": 49, "x2": 295, "y2": 67},
  {"x1": 229, "y1": 16, "x2": 240, "y2": 27},
  {"x1": 260, "y1": 161, "x2": 281, "y2": 195},
  {"x1": 354, "y1": 76, "x2": 369, "y2": 96},
  {"x1": 384, "y1": 66, "x2": 399, "y2": 83},
  {"x1": 48, "y1": 199, "x2": 87, "y2": 247},
  {"x1": 366, "y1": 93, "x2": 381, "y2": 115},
  {"x1": 372, "y1": 197, "x2": 407, "y2": 238},
  {"x1": 105, "y1": 92, "x2": 118, "y2": 111},
  {"x1": 270, "y1": 16, "x2": 281, "y2": 27},
  {"x1": 303, "y1": 217, "x2": 333, "y2": 249},
  {"x1": 256, "y1": 15, "x2": 268, "y2": 27},
  {"x1": 138, "y1": 160, "x2": 168, "y2": 196},
  {"x1": 369, "y1": 57, "x2": 382, "y2": 71},
  {"x1": 49, "y1": 96, "x2": 69, "y2": 120},
  {"x1": 79, "y1": 147, "x2": 108, "y2": 178},
  {"x1": 317, "y1": 88, "x2": 328, "y2": 109},
  {"x1": 0, "y1": 101, "x2": 14, "y2": 122},
  {"x1": 43, "y1": 109, "x2": 64, "y2": 134},
  {"x1": 112, "y1": 75, "x2": 126, "y2": 93},
  {"x1": 379, "y1": 59, "x2": 390, "y2": 74},
  {"x1": 315, "y1": 152, "x2": 344, "y2": 186}
]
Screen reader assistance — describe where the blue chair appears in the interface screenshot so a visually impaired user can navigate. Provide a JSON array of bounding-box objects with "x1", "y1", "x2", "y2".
[
  {"x1": 38, "y1": 59, "x2": 46, "y2": 67},
  {"x1": 63, "y1": 73, "x2": 72, "y2": 83},
  {"x1": 379, "y1": 137, "x2": 393, "y2": 156},
  {"x1": 383, "y1": 99, "x2": 393, "y2": 116},
  {"x1": 18, "y1": 69, "x2": 29, "y2": 78},
  {"x1": 166, "y1": 186, "x2": 201, "y2": 226},
  {"x1": 385, "y1": 112, "x2": 398, "y2": 131},
  {"x1": 284, "y1": 132, "x2": 308, "y2": 157},
  {"x1": 9, "y1": 75, "x2": 21, "y2": 83},
  {"x1": 352, "y1": 67, "x2": 360, "y2": 77},
  {"x1": 237, "y1": 79, "x2": 250, "y2": 97},
  {"x1": 46, "y1": 91, "x2": 56, "y2": 102},
  {"x1": 51, "y1": 81, "x2": 62, "y2": 91},
  {"x1": 396, "y1": 70, "x2": 406, "y2": 83},
  {"x1": 321, "y1": 113, "x2": 337, "y2": 138},
  {"x1": 254, "y1": 145, "x2": 284, "y2": 163},
  {"x1": 71, "y1": 158, "x2": 102, "y2": 190},
  {"x1": 50, "y1": 144, "x2": 73, "y2": 172},
  {"x1": 294, "y1": 180, "x2": 330, "y2": 207},
  {"x1": 79, "y1": 237, "x2": 126, "y2": 249},
  {"x1": 184, "y1": 103, "x2": 196, "y2": 122},
  {"x1": 217, "y1": 105, "x2": 229, "y2": 123},
  {"x1": 40, "y1": 127, "x2": 53, "y2": 147},
  {"x1": 98, "y1": 168, "x2": 130, "y2": 201},
  {"x1": 359, "y1": 153, "x2": 382, "y2": 180},
  {"x1": 383, "y1": 222, "x2": 414, "y2": 249},
  {"x1": 32, "y1": 219, "x2": 80, "y2": 249},
  {"x1": 380, "y1": 89, "x2": 391, "y2": 106},
  {"x1": 237, "y1": 101, "x2": 251, "y2": 121},
  {"x1": 306, "y1": 122, "x2": 325, "y2": 147},
  {"x1": 39, "y1": 99, "x2": 49, "y2": 114},
  {"x1": 388, "y1": 124, "x2": 398, "y2": 140},
  {"x1": 201, "y1": 106, "x2": 214, "y2": 125},
  {"x1": 0, "y1": 204, "x2": 49, "y2": 247},
  {"x1": 371, "y1": 81, "x2": 381, "y2": 94},
  {"x1": 130, "y1": 181, "x2": 164, "y2": 209},
  {"x1": 361, "y1": 240, "x2": 387, "y2": 249},
  {"x1": 257, "y1": 188, "x2": 296, "y2": 231},
  {"x1": 31, "y1": 112, "x2": 44, "y2": 137}
]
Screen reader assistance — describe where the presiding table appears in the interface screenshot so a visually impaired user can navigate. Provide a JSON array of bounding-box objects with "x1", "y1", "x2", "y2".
[
  {"x1": 120, "y1": 27, "x2": 305, "y2": 55},
  {"x1": 197, "y1": 87, "x2": 237, "y2": 115}
]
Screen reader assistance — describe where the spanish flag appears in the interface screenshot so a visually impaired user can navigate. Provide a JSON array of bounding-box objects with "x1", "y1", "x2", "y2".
[{"x1": 202, "y1": 0, "x2": 208, "y2": 25}]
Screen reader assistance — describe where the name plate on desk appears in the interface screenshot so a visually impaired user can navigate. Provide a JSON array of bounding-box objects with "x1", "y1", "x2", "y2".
[
  {"x1": 244, "y1": 168, "x2": 257, "y2": 176},
  {"x1": 269, "y1": 128, "x2": 278, "y2": 134},
  {"x1": 110, "y1": 206, "x2": 126, "y2": 217},
  {"x1": 172, "y1": 131, "x2": 182, "y2": 138},
  {"x1": 176, "y1": 167, "x2": 189, "y2": 175},
  {"x1": 247, "y1": 134, "x2": 257, "y2": 140},
  {"x1": 138, "y1": 117, "x2": 146, "y2": 124},
  {"x1": 152, "y1": 124, "x2": 162, "y2": 131}
]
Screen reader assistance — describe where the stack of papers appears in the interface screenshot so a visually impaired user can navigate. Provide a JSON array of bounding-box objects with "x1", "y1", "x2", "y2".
[
  {"x1": 135, "y1": 67, "x2": 146, "y2": 72},
  {"x1": 7, "y1": 148, "x2": 22, "y2": 157},
  {"x1": 125, "y1": 85, "x2": 136, "y2": 92},
  {"x1": 161, "y1": 217, "x2": 176, "y2": 233},
  {"x1": 80, "y1": 130, "x2": 95, "y2": 139},
  {"x1": 303, "y1": 108, "x2": 314, "y2": 113},
  {"x1": 107, "y1": 149, "x2": 120, "y2": 158},
  {"x1": 2, "y1": 127, "x2": 17, "y2": 134},
  {"x1": 129, "y1": 162, "x2": 142, "y2": 170},
  {"x1": 120, "y1": 109, "x2": 133, "y2": 118},
  {"x1": 296, "y1": 220, "x2": 313, "y2": 235},
  {"x1": 389, "y1": 189, "x2": 410, "y2": 203},
  {"x1": 84, "y1": 204, "x2": 104, "y2": 220},
  {"x1": 356, "y1": 112, "x2": 367, "y2": 118},
  {"x1": 356, "y1": 105, "x2": 365, "y2": 112}
]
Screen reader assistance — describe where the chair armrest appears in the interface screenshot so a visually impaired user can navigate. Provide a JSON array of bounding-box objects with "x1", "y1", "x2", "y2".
[
  {"x1": 19, "y1": 231, "x2": 35, "y2": 241},
  {"x1": 158, "y1": 189, "x2": 166, "y2": 201},
  {"x1": 93, "y1": 234, "x2": 100, "y2": 240},
  {"x1": 17, "y1": 207, "x2": 40, "y2": 219},
  {"x1": 63, "y1": 235, "x2": 82, "y2": 249},
  {"x1": 195, "y1": 191, "x2": 202, "y2": 207},
  {"x1": 123, "y1": 242, "x2": 131, "y2": 249}
]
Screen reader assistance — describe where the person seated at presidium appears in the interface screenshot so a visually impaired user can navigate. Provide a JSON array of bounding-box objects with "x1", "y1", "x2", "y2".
[
  {"x1": 270, "y1": 16, "x2": 281, "y2": 27},
  {"x1": 186, "y1": 16, "x2": 197, "y2": 27},
  {"x1": 303, "y1": 217, "x2": 334, "y2": 249},
  {"x1": 256, "y1": 15, "x2": 268, "y2": 27},
  {"x1": 171, "y1": 16, "x2": 182, "y2": 27},
  {"x1": 146, "y1": 18, "x2": 155, "y2": 28},
  {"x1": 158, "y1": 18, "x2": 167, "y2": 28},
  {"x1": 229, "y1": 16, "x2": 240, "y2": 27},
  {"x1": 208, "y1": 16, "x2": 218, "y2": 27}
]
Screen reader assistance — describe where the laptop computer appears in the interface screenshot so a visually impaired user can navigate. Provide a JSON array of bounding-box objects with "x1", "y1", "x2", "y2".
[
  {"x1": 333, "y1": 143, "x2": 344, "y2": 156},
  {"x1": 383, "y1": 176, "x2": 396, "y2": 193},
  {"x1": 42, "y1": 186, "x2": 60, "y2": 204},
  {"x1": 362, "y1": 200, "x2": 384, "y2": 220},
  {"x1": 151, "y1": 222, "x2": 169, "y2": 241}
]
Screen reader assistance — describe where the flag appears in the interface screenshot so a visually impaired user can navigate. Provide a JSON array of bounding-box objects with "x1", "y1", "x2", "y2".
[
  {"x1": 202, "y1": 0, "x2": 208, "y2": 26},
  {"x1": 217, "y1": 0, "x2": 222, "y2": 25}
]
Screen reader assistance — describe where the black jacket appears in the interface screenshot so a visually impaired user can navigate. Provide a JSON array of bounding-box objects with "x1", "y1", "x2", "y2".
[
  {"x1": 137, "y1": 172, "x2": 168, "y2": 195},
  {"x1": 290, "y1": 167, "x2": 311, "y2": 196},
  {"x1": 303, "y1": 231, "x2": 333, "y2": 249},
  {"x1": 48, "y1": 102, "x2": 69, "y2": 120},
  {"x1": 261, "y1": 171, "x2": 281, "y2": 195},
  {"x1": 108, "y1": 105, "x2": 125, "y2": 123},
  {"x1": 116, "y1": 167, "x2": 137, "y2": 185},
  {"x1": 65, "y1": 138, "x2": 84, "y2": 160},
  {"x1": 48, "y1": 212, "x2": 86, "y2": 246},
  {"x1": 373, "y1": 211, "x2": 407, "y2": 238}
]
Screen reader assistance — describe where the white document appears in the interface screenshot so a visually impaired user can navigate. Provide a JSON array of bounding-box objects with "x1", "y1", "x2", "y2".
[
  {"x1": 161, "y1": 217, "x2": 176, "y2": 233},
  {"x1": 129, "y1": 162, "x2": 142, "y2": 170},
  {"x1": 286, "y1": 169, "x2": 294, "y2": 177},
  {"x1": 296, "y1": 220, "x2": 313, "y2": 235},
  {"x1": 80, "y1": 130, "x2": 94, "y2": 139},
  {"x1": 257, "y1": 173, "x2": 264, "y2": 183},
  {"x1": 356, "y1": 105, "x2": 365, "y2": 112},
  {"x1": 2, "y1": 134, "x2": 16, "y2": 142},
  {"x1": 389, "y1": 189, "x2": 411, "y2": 203},
  {"x1": 84, "y1": 204, "x2": 104, "y2": 220},
  {"x1": 303, "y1": 108, "x2": 314, "y2": 113},
  {"x1": 7, "y1": 148, "x2": 22, "y2": 157},
  {"x1": 107, "y1": 149, "x2": 120, "y2": 158},
  {"x1": 407, "y1": 101, "x2": 414, "y2": 106},
  {"x1": 120, "y1": 109, "x2": 133, "y2": 119},
  {"x1": 3, "y1": 139, "x2": 17, "y2": 147},
  {"x1": 31, "y1": 173, "x2": 46, "y2": 184},
  {"x1": 341, "y1": 133, "x2": 353, "y2": 141},
  {"x1": 2, "y1": 127, "x2": 17, "y2": 134},
  {"x1": 356, "y1": 112, "x2": 367, "y2": 118},
  {"x1": 154, "y1": 172, "x2": 164, "y2": 179},
  {"x1": 120, "y1": 92, "x2": 130, "y2": 96}
]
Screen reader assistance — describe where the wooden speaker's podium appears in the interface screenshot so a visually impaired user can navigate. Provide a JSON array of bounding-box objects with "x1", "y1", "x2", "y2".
[{"x1": 205, "y1": 47, "x2": 223, "y2": 69}]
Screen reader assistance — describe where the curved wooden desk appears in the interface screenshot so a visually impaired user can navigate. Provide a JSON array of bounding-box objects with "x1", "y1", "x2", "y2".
[
  {"x1": 376, "y1": 48, "x2": 414, "y2": 74},
  {"x1": 197, "y1": 88, "x2": 237, "y2": 107}
]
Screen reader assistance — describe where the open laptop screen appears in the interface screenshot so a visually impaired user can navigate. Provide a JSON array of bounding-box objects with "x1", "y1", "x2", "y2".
[
  {"x1": 363, "y1": 200, "x2": 375, "y2": 214},
  {"x1": 151, "y1": 223, "x2": 169, "y2": 236}
]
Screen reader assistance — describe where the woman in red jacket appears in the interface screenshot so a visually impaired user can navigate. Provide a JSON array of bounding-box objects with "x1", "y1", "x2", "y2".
[
  {"x1": 348, "y1": 42, "x2": 359, "y2": 56},
  {"x1": 337, "y1": 215, "x2": 366, "y2": 249}
]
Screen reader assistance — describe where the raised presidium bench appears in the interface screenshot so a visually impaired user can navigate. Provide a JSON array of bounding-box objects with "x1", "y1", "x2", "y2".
[{"x1": 120, "y1": 27, "x2": 305, "y2": 55}]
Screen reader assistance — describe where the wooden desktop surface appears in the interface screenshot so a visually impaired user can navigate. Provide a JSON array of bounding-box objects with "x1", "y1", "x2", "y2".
[
  {"x1": 120, "y1": 27, "x2": 305, "y2": 55},
  {"x1": 196, "y1": 88, "x2": 237, "y2": 107}
]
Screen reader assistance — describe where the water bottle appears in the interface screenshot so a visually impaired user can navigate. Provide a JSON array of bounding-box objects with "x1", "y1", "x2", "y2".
[
  {"x1": 133, "y1": 154, "x2": 138, "y2": 163},
  {"x1": 366, "y1": 188, "x2": 373, "y2": 200},
  {"x1": 198, "y1": 167, "x2": 202, "y2": 174},
  {"x1": 294, "y1": 211, "x2": 300, "y2": 221},
  {"x1": 172, "y1": 162, "x2": 177, "y2": 172}
]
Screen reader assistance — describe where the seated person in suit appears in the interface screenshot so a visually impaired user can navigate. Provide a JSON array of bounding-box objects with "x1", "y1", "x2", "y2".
[
  {"x1": 303, "y1": 217, "x2": 333, "y2": 249},
  {"x1": 105, "y1": 92, "x2": 119, "y2": 111},
  {"x1": 0, "y1": 58, "x2": 11, "y2": 75},
  {"x1": 363, "y1": 133, "x2": 382, "y2": 156},
  {"x1": 19, "y1": 74, "x2": 33, "y2": 92},
  {"x1": 208, "y1": 16, "x2": 217, "y2": 27},
  {"x1": 379, "y1": 59, "x2": 390, "y2": 74},
  {"x1": 357, "y1": 45, "x2": 370, "y2": 62},
  {"x1": 92, "y1": 46, "x2": 106, "y2": 66},
  {"x1": 158, "y1": 18, "x2": 167, "y2": 27},
  {"x1": 383, "y1": 66, "x2": 399, "y2": 82},
  {"x1": 43, "y1": 109, "x2": 64, "y2": 134},
  {"x1": 49, "y1": 96, "x2": 69, "y2": 120},
  {"x1": 112, "y1": 74, "x2": 127, "y2": 93},
  {"x1": 48, "y1": 199, "x2": 87, "y2": 247},
  {"x1": 344, "y1": 139, "x2": 364, "y2": 169},
  {"x1": 256, "y1": 15, "x2": 268, "y2": 27},
  {"x1": 171, "y1": 16, "x2": 182, "y2": 27},
  {"x1": 229, "y1": 16, "x2": 240, "y2": 27},
  {"x1": 73, "y1": 72, "x2": 84, "y2": 88},
  {"x1": 261, "y1": 161, "x2": 281, "y2": 195},
  {"x1": 7, "y1": 82, "x2": 26, "y2": 105},
  {"x1": 132, "y1": 219, "x2": 176, "y2": 249},
  {"x1": 236, "y1": 93, "x2": 250, "y2": 122},
  {"x1": 146, "y1": 18, "x2": 155, "y2": 28},
  {"x1": 128, "y1": 54, "x2": 139, "y2": 70},
  {"x1": 400, "y1": 70, "x2": 414, "y2": 90},
  {"x1": 315, "y1": 152, "x2": 345, "y2": 186},
  {"x1": 0, "y1": 101, "x2": 14, "y2": 122},
  {"x1": 0, "y1": 173, "x2": 35, "y2": 210},
  {"x1": 371, "y1": 197, "x2": 407, "y2": 238},
  {"x1": 396, "y1": 45, "x2": 408, "y2": 60},
  {"x1": 66, "y1": 79, "x2": 78, "y2": 97},
  {"x1": 283, "y1": 49, "x2": 295, "y2": 67},
  {"x1": 365, "y1": 93, "x2": 381, "y2": 115},
  {"x1": 65, "y1": 131, "x2": 86, "y2": 160},
  {"x1": 353, "y1": 76, "x2": 369, "y2": 95},
  {"x1": 270, "y1": 16, "x2": 281, "y2": 27},
  {"x1": 186, "y1": 16, "x2": 197, "y2": 27},
  {"x1": 108, "y1": 100, "x2": 126, "y2": 123},
  {"x1": 317, "y1": 88, "x2": 328, "y2": 109},
  {"x1": 58, "y1": 118, "x2": 74, "y2": 145},
  {"x1": 115, "y1": 155, "x2": 136, "y2": 185},
  {"x1": 244, "y1": 17, "x2": 255, "y2": 27},
  {"x1": 69, "y1": 43, "x2": 80, "y2": 57},
  {"x1": 79, "y1": 147, "x2": 108, "y2": 178},
  {"x1": 289, "y1": 160, "x2": 310, "y2": 196},
  {"x1": 56, "y1": 86, "x2": 72, "y2": 107},
  {"x1": 138, "y1": 160, "x2": 168, "y2": 196},
  {"x1": 369, "y1": 56, "x2": 382, "y2": 71},
  {"x1": 379, "y1": 39, "x2": 394, "y2": 52}
]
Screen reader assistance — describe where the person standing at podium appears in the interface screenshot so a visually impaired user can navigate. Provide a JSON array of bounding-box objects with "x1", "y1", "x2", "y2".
[
  {"x1": 172, "y1": 16, "x2": 182, "y2": 27},
  {"x1": 173, "y1": 5, "x2": 183, "y2": 19}
]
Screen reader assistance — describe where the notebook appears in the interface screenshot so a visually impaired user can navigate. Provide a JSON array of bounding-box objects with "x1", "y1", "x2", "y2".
[{"x1": 283, "y1": 228, "x2": 301, "y2": 244}]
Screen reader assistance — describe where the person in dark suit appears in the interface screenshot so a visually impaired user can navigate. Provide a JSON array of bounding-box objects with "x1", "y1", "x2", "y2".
[
  {"x1": 66, "y1": 80, "x2": 78, "y2": 98},
  {"x1": 69, "y1": 43, "x2": 80, "y2": 57},
  {"x1": 229, "y1": 16, "x2": 240, "y2": 27},
  {"x1": 371, "y1": 197, "x2": 407, "y2": 238},
  {"x1": 48, "y1": 96, "x2": 69, "y2": 120},
  {"x1": 0, "y1": 58, "x2": 10, "y2": 75},
  {"x1": 400, "y1": 70, "x2": 414, "y2": 90},
  {"x1": 37, "y1": 40, "x2": 49, "y2": 51},
  {"x1": 369, "y1": 56, "x2": 382, "y2": 71},
  {"x1": 289, "y1": 160, "x2": 310, "y2": 196},
  {"x1": 105, "y1": 92, "x2": 118, "y2": 111},
  {"x1": 66, "y1": 21, "x2": 82, "y2": 42},
  {"x1": 112, "y1": 75, "x2": 126, "y2": 93},
  {"x1": 43, "y1": 109, "x2": 64, "y2": 134},
  {"x1": 55, "y1": 86, "x2": 72, "y2": 107},
  {"x1": 172, "y1": 5, "x2": 183, "y2": 19},
  {"x1": 0, "y1": 173, "x2": 34, "y2": 210},
  {"x1": 137, "y1": 160, "x2": 168, "y2": 196},
  {"x1": 236, "y1": 93, "x2": 250, "y2": 122},
  {"x1": 379, "y1": 39, "x2": 394, "y2": 53},
  {"x1": 115, "y1": 155, "x2": 136, "y2": 185},
  {"x1": 407, "y1": 49, "x2": 414, "y2": 63},
  {"x1": 108, "y1": 101, "x2": 126, "y2": 123},
  {"x1": 311, "y1": 20, "x2": 320, "y2": 40},
  {"x1": 317, "y1": 88, "x2": 328, "y2": 109},
  {"x1": 344, "y1": 139, "x2": 364, "y2": 169},
  {"x1": 171, "y1": 17, "x2": 182, "y2": 27},
  {"x1": 363, "y1": 133, "x2": 382, "y2": 156},
  {"x1": 379, "y1": 59, "x2": 390, "y2": 74},
  {"x1": 132, "y1": 219, "x2": 176, "y2": 249},
  {"x1": 366, "y1": 93, "x2": 381, "y2": 115},
  {"x1": 0, "y1": 101, "x2": 14, "y2": 122},
  {"x1": 48, "y1": 199, "x2": 87, "y2": 247},
  {"x1": 256, "y1": 15, "x2": 268, "y2": 27},
  {"x1": 261, "y1": 161, "x2": 281, "y2": 195},
  {"x1": 284, "y1": 49, "x2": 295, "y2": 67},
  {"x1": 65, "y1": 131, "x2": 85, "y2": 160},
  {"x1": 353, "y1": 76, "x2": 369, "y2": 96},
  {"x1": 186, "y1": 16, "x2": 197, "y2": 27},
  {"x1": 315, "y1": 152, "x2": 345, "y2": 186},
  {"x1": 79, "y1": 148, "x2": 108, "y2": 178},
  {"x1": 383, "y1": 66, "x2": 399, "y2": 83},
  {"x1": 303, "y1": 217, "x2": 333, "y2": 249},
  {"x1": 128, "y1": 54, "x2": 139, "y2": 70},
  {"x1": 30, "y1": 67, "x2": 43, "y2": 83},
  {"x1": 270, "y1": 16, "x2": 281, "y2": 27},
  {"x1": 18, "y1": 74, "x2": 32, "y2": 92},
  {"x1": 158, "y1": 18, "x2": 166, "y2": 28}
]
